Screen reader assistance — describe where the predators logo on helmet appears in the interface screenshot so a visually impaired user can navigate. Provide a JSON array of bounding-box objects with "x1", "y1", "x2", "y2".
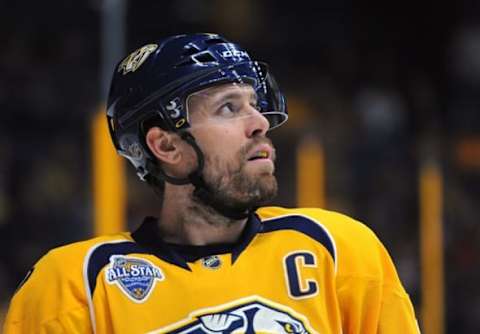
[{"x1": 118, "y1": 44, "x2": 158, "y2": 75}]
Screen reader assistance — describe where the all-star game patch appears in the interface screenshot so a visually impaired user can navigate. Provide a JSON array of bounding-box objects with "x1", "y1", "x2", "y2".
[{"x1": 105, "y1": 255, "x2": 164, "y2": 302}]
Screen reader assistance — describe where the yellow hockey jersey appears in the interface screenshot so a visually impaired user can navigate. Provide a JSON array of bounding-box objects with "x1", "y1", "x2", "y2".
[{"x1": 4, "y1": 207, "x2": 419, "y2": 333}]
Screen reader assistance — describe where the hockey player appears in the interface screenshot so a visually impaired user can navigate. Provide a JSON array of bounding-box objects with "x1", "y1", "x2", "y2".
[{"x1": 4, "y1": 33, "x2": 419, "y2": 333}]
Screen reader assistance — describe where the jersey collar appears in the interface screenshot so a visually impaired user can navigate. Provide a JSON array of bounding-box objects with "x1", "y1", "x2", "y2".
[{"x1": 131, "y1": 213, "x2": 262, "y2": 270}]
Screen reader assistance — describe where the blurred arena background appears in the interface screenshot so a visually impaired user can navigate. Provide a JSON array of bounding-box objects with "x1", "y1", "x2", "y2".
[{"x1": 1, "y1": 0, "x2": 479, "y2": 332}]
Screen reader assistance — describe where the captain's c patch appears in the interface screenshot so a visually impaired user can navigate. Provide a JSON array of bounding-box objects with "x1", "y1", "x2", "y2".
[{"x1": 105, "y1": 255, "x2": 164, "y2": 303}]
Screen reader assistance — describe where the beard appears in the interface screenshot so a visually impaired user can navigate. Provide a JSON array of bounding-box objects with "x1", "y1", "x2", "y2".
[{"x1": 197, "y1": 137, "x2": 278, "y2": 213}]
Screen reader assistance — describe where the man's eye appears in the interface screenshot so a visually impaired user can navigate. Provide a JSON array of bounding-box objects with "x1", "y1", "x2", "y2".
[{"x1": 218, "y1": 102, "x2": 237, "y2": 115}]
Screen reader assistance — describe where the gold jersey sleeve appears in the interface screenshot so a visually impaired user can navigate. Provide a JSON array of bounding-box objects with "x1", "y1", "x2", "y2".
[
  {"x1": 258, "y1": 207, "x2": 420, "y2": 333},
  {"x1": 3, "y1": 234, "x2": 131, "y2": 333},
  {"x1": 4, "y1": 207, "x2": 419, "y2": 333}
]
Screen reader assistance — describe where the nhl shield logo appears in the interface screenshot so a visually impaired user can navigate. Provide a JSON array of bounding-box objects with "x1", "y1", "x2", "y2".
[
  {"x1": 201, "y1": 255, "x2": 222, "y2": 270},
  {"x1": 106, "y1": 255, "x2": 164, "y2": 302}
]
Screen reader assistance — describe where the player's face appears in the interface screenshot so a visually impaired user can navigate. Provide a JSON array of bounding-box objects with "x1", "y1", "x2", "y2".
[{"x1": 187, "y1": 83, "x2": 278, "y2": 211}]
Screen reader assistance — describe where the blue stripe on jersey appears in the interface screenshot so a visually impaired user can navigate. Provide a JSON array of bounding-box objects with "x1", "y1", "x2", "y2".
[
  {"x1": 260, "y1": 215, "x2": 336, "y2": 265},
  {"x1": 86, "y1": 241, "x2": 148, "y2": 296}
]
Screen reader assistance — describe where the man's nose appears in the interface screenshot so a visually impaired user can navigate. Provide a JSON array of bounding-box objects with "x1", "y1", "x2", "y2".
[{"x1": 245, "y1": 108, "x2": 269, "y2": 138}]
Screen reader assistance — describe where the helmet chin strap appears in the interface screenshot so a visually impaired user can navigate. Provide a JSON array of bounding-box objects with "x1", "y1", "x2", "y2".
[{"x1": 147, "y1": 131, "x2": 253, "y2": 220}]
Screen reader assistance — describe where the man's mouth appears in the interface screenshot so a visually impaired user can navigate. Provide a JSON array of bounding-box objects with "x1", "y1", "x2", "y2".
[
  {"x1": 248, "y1": 150, "x2": 269, "y2": 161},
  {"x1": 247, "y1": 144, "x2": 274, "y2": 161}
]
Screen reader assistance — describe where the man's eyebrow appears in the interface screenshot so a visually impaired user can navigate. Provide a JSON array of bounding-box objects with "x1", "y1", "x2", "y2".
[{"x1": 210, "y1": 91, "x2": 258, "y2": 106}]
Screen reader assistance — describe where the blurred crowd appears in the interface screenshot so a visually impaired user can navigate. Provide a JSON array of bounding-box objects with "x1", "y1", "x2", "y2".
[{"x1": 1, "y1": 0, "x2": 479, "y2": 331}]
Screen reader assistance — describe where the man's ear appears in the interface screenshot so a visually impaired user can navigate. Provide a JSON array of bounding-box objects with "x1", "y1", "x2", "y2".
[{"x1": 145, "y1": 127, "x2": 182, "y2": 164}]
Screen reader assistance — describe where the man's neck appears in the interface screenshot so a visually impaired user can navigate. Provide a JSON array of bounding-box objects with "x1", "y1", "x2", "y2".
[{"x1": 158, "y1": 184, "x2": 248, "y2": 245}]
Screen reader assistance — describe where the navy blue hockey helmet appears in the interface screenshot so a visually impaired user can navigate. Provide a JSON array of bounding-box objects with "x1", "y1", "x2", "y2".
[{"x1": 107, "y1": 33, "x2": 288, "y2": 182}]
